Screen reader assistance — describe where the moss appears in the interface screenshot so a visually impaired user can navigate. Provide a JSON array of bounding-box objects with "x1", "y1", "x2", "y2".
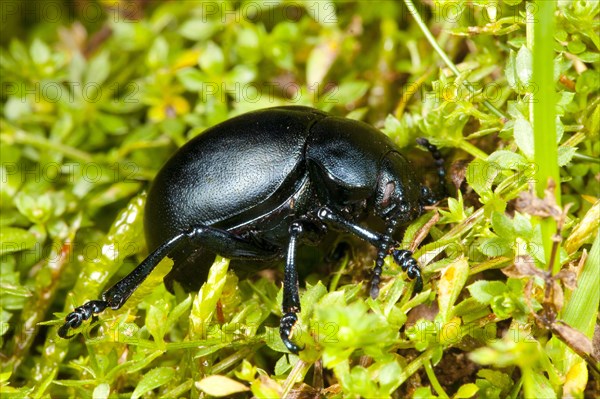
[{"x1": 1, "y1": 1, "x2": 598, "y2": 398}]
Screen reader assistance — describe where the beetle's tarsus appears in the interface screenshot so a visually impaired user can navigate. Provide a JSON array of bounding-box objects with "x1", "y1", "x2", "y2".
[
  {"x1": 392, "y1": 249, "x2": 423, "y2": 293},
  {"x1": 370, "y1": 254, "x2": 385, "y2": 299},
  {"x1": 370, "y1": 277, "x2": 381, "y2": 299},
  {"x1": 280, "y1": 312, "x2": 303, "y2": 354},
  {"x1": 413, "y1": 272, "x2": 424, "y2": 293},
  {"x1": 58, "y1": 299, "x2": 108, "y2": 338}
]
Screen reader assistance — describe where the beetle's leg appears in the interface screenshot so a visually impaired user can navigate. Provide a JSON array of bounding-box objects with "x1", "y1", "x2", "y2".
[
  {"x1": 416, "y1": 138, "x2": 447, "y2": 204},
  {"x1": 182, "y1": 226, "x2": 280, "y2": 259},
  {"x1": 280, "y1": 221, "x2": 306, "y2": 354},
  {"x1": 317, "y1": 206, "x2": 423, "y2": 298},
  {"x1": 392, "y1": 249, "x2": 423, "y2": 293},
  {"x1": 317, "y1": 206, "x2": 388, "y2": 297},
  {"x1": 58, "y1": 300, "x2": 108, "y2": 338},
  {"x1": 317, "y1": 207, "x2": 382, "y2": 242},
  {"x1": 60, "y1": 225, "x2": 278, "y2": 338},
  {"x1": 371, "y1": 219, "x2": 398, "y2": 299},
  {"x1": 59, "y1": 231, "x2": 187, "y2": 338}
]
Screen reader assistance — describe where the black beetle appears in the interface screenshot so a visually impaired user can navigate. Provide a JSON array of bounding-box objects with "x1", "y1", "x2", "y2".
[{"x1": 58, "y1": 106, "x2": 445, "y2": 353}]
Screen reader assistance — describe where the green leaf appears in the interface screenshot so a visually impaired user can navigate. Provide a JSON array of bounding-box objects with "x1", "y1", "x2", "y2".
[
  {"x1": 306, "y1": 37, "x2": 340, "y2": 88},
  {"x1": 379, "y1": 360, "x2": 403, "y2": 394},
  {"x1": 468, "y1": 281, "x2": 507, "y2": 304},
  {"x1": 300, "y1": 281, "x2": 327, "y2": 317},
  {"x1": 413, "y1": 386, "x2": 438, "y2": 398},
  {"x1": 447, "y1": 196, "x2": 466, "y2": 219},
  {"x1": 50, "y1": 113, "x2": 74, "y2": 140},
  {"x1": 97, "y1": 113, "x2": 127, "y2": 135},
  {"x1": 578, "y1": 51, "x2": 600, "y2": 63},
  {"x1": 179, "y1": 19, "x2": 220, "y2": 41},
  {"x1": 478, "y1": 237, "x2": 511, "y2": 257},
  {"x1": 4, "y1": 97, "x2": 31, "y2": 121},
  {"x1": 14, "y1": 192, "x2": 52, "y2": 224},
  {"x1": 274, "y1": 354, "x2": 296, "y2": 376},
  {"x1": 477, "y1": 369, "x2": 513, "y2": 390},
  {"x1": 516, "y1": 45, "x2": 533, "y2": 88},
  {"x1": 555, "y1": 234, "x2": 600, "y2": 372},
  {"x1": 490, "y1": 294, "x2": 515, "y2": 318},
  {"x1": 166, "y1": 294, "x2": 192, "y2": 326},
  {"x1": 557, "y1": 146, "x2": 577, "y2": 166},
  {"x1": 487, "y1": 150, "x2": 528, "y2": 169},
  {"x1": 512, "y1": 212, "x2": 533, "y2": 239},
  {"x1": 454, "y1": 383, "x2": 479, "y2": 398},
  {"x1": 176, "y1": 68, "x2": 207, "y2": 91},
  {"x1": 189, "y1": 257, "x2": 229, "y2": 339},
  {"x1": 9, "y1": 39, "x2": 30, "y2": 67},
  {"x1": 92, "y1": 383, "x2": 110, "y2": 399},
  {"x1": 466, "y1": 159, "x2": 499, "y2": 197},
  {"x1": 327, "y1": 80, "x2": 369, "y2": 106},
  {"x1": 588, "y1": 105, "x2": 600, "y2": 138},
  {"x1": 30, "y1": 38, "x2": 50, "y2": 65},
  {"x1": 225, "y1": 65, "x2": 256, "y2": 86},
  {"x1": 317, "y1": 290, "x2": 347, "y2": 308},
  {"x1": 147, "y1": 36, "x2": 169, "y2": 68},
  {"x1": 505, "y1": 50, "x2": 517, "y2": 89},
  {"x1": 491, "y1": 212, "x2": 515, "y2": 239},
  {"x1": 235, "y1": 26, "x2": 262, "y2": 64},
  {"x1": 0, "y1": 227, "x2": 38, "y2": 255},
  {"x1": 235, "y1": 360, "x2": 257, "y2": 382},
  {"x1": 513, "y1": 116, "x2": 534, "y2": 159},
  {"x1": 146, "y1": 299, "x2": 169, "y2": 344},
  {"x1": 525, "y1": 371, "x2": 556, "y2": 399},
  {"x1": 437, "y1": 257, "x2": 469, "y2": 322},
  {"x1": 199, "y1": 41, "x2": 225, "y2": 75},
  {"x1": 576, "y1": 70, "x2": 600, "y2": 94},
  {"x1": 85, "y1": 51, "x2": 110, "y2": 86},
  {"x1": 131, "y1": 367, "x2": 176, "y2": 399},
  {"x1": 567, "y1": 40, "x2": 586, "y2": 54}
]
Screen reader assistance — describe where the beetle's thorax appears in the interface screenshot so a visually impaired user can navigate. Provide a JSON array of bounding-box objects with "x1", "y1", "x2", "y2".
[{"x1": 373, "y1": 150, "x2": 423, "y2": 223}]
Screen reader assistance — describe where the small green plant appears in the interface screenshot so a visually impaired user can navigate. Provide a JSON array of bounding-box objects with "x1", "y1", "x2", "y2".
[{"x1": 1, "y1": 1, "x2": 598, "y2": 398}]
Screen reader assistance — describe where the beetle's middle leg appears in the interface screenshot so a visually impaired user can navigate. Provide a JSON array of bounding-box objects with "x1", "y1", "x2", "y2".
[
  {"x1": 316, "y1": 206, "x2": 423, "y2": 298},
  {"x1": 279, "y1": 220, "x2": 324, "y2": 354}
]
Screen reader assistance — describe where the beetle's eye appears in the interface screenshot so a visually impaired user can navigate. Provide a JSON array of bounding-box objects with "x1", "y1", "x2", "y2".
[{"x1": 382, "y1": 181, "x2": 396, "y2": 207}]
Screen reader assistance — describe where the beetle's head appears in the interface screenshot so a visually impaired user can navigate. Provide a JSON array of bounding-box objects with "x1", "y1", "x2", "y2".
[{"x1": 374, "y1": 151, "x2": 423, "y2": 223}]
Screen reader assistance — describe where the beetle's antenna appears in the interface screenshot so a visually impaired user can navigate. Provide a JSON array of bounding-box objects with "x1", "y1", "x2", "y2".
[{"x1": 416, "y1": 138, "x2": 447, "y2": 203}]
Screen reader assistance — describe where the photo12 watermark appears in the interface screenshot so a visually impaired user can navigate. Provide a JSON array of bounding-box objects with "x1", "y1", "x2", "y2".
[
  {"x1": 2, "y1": 82, "x2": 140, "y2": 105},
  {"x1": 2, "y1": 161, "x2": 140, "y2": 184}
]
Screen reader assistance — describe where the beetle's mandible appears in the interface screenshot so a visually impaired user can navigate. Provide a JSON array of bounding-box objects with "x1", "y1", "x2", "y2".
[{"x1": 58, "y1": 106, "x2": 446, "y2": 353}]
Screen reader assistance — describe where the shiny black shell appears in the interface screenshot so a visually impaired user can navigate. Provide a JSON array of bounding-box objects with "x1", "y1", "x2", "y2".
[{"x1": 144, "y1": 106, "x2": 422, "y2": 291}]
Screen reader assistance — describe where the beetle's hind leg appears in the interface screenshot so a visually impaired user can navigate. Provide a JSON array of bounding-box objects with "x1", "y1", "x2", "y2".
[
  {"x1": 58, "y1": 300, "x2": 108, "y2": 338},
  {"x1": 58, "y1": 232, "x2": 187, "y2": 338},
  {"x1": 59, "y1": 225, "x2": 279, "y2": 339}
]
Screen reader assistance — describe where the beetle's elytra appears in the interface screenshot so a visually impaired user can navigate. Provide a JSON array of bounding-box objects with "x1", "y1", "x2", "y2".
[{"x1": 59, "y1": 106, "x2": 446, "y2": 353}]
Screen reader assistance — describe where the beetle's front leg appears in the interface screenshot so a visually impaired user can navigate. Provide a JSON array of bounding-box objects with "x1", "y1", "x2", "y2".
[
  {"x1": 392, "y1": 249, "x2": 423, "y2": 293},
  {"x1": 317, "y1": 206, "x2": 423, "y2": 298},
  {"x1": 280, "y1": 221, "x2": 307, "y2": 354}
]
